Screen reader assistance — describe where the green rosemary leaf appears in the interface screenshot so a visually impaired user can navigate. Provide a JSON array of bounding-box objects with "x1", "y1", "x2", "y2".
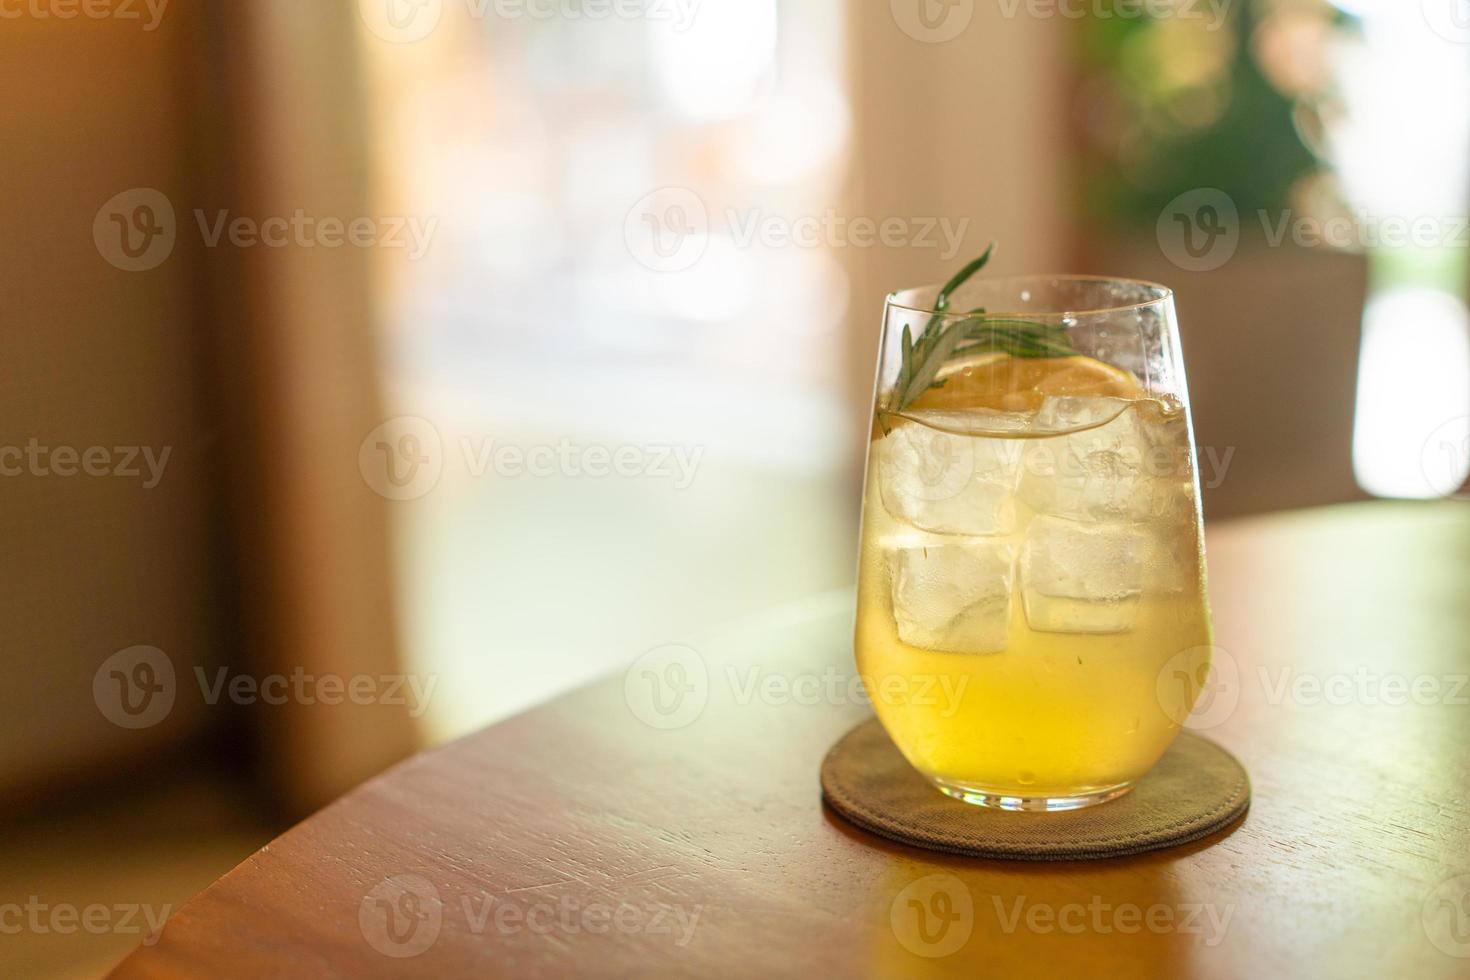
[
  {"x1": 898, "y1": 325, "x2": 915, "y2": 396},
  {"x1": 893, "y1": 245, "x2": 995, "y2": 410},
  {"x1": 890, "y1": 244, "x2": 1080, "y2": 413},
  {"x1": 956, "y1": 322, "x2": 1075, "y2": 358},
  {"x1": 933, "y1": 242, "x2": 996, "y2": 315},
  {"x1": 903, "y1": 317, "x2": 972, "y2": 401}
]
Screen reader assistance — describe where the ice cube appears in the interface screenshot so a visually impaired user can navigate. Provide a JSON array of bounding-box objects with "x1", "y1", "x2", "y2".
[
  {"x1": 878, "y1": 420, "x2": 1023, "y2": 536},
  {"x1": 1020, "y1": 515, "x2": 1145, "y2": 634},
  {"x1": 1019, "y1": 397, "x2": 1191, "y2": 524},
  {"x1": 890, "y1": 536, "x2": 1014, "y2": 653}
]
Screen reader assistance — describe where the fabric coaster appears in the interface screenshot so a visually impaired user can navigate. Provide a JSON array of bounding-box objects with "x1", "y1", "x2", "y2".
[{"x1": 821, "y1": 718, "x2": 1249, "y2": 861}]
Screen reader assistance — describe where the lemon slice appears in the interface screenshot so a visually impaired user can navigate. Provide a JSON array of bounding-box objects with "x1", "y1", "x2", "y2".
[{"x1": 906, "y1": 352, "x2": 1143, "y2": 414}]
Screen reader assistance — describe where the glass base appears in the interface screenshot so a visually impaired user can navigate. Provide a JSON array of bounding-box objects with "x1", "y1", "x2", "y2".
[{"x1": 931, "y1": 777, "x2": 1136, "y2": 812}]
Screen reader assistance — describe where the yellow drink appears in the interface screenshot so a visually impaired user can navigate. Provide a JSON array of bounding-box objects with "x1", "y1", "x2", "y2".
[{"x1": 854, "y1": 382, "x2": 1213, "y2": 809}]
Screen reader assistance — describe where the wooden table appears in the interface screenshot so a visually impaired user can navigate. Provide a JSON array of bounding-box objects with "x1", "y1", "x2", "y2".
[{"x1": 111, "y1": 502, "x2": 1470, "y2": 978}]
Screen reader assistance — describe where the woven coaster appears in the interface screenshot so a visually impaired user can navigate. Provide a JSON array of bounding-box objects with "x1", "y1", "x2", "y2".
[{"x1": 821, "y1": 719, "x2": 1249, "y2": 861}]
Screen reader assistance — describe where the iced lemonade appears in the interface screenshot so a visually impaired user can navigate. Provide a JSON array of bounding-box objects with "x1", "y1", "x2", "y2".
[{"x1": 854, "y1": 352, "x2": 1212, "y2": 806}]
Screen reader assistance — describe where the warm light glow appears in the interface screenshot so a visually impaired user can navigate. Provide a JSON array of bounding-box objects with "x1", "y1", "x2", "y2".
[
  {"x1": 733, "y1": 79, "x2": 850, "y2": 184},
  {"x1": 649, "y1": 0, "x2": 778, "y2": 121},
  {"x1": 1325, "y1": 6, "x2": 1470, "y2": 219},
  {"x1": 1332, "y1": 6, "x2": 1470, "y2": 499},
  {"x1": 1353, "y1": 288, "x2": 1470, "y2": 499},
  {"x1": 660, "y1": 234, "x2": 754, "y2": 323}
]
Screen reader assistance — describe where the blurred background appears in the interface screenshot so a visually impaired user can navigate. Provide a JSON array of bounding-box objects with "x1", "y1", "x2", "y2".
[{"x1": 3, "y1": 0, "x2": 1467, "y2": 975}]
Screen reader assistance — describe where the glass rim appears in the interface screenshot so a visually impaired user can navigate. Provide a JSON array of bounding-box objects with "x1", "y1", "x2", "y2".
[{"x1": 885, "y1": 273, "x2": 1175, "y2": 319}]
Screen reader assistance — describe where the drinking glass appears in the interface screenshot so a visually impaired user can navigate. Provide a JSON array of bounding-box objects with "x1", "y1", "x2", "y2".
[{"x1": 854, "y1": 275, "x2": 1213, "y2": 811}]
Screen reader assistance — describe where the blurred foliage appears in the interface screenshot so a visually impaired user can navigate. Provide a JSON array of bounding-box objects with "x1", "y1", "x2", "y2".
[{"x1": 1074, "y1": 3, "x2": 1346, "y2": 226}]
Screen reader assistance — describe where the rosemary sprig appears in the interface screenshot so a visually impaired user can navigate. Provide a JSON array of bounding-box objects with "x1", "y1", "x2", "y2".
[{"x1": 889, "y1": 243, "x2": 1078, "y2": 413}]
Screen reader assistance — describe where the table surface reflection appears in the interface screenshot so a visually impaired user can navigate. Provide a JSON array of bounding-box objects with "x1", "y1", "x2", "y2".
[{"x1": 112, "y1": 501, "x2": 1470, "y2": 978}]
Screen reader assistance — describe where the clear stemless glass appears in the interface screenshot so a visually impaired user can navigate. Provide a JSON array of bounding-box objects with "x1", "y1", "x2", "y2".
[{"x1": 854, "y1": 274, "x2": 1213, "y2": 811}]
